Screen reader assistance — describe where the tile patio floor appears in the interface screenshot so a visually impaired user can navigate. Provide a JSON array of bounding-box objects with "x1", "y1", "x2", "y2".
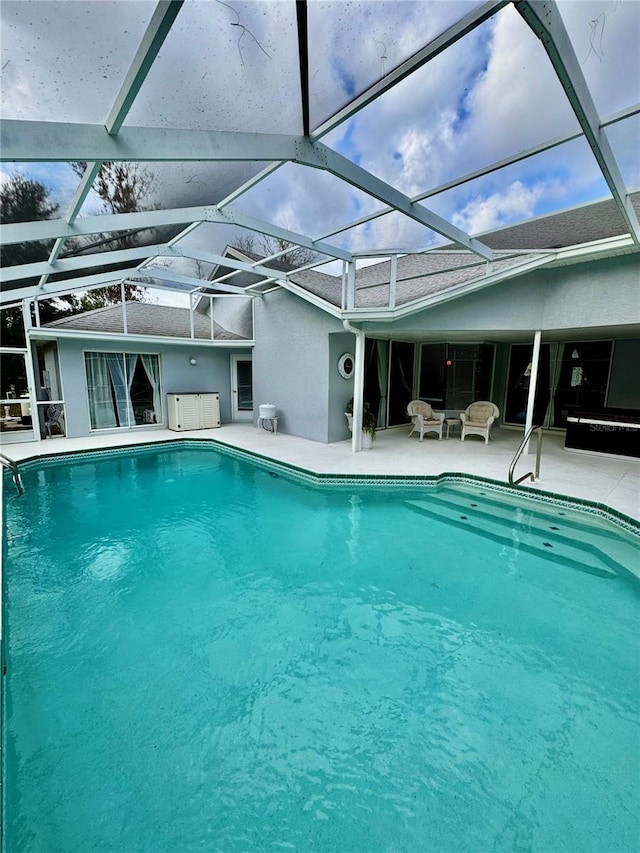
[{"x1": 3, "y1": 424, "x2": 639, "y2": 521}]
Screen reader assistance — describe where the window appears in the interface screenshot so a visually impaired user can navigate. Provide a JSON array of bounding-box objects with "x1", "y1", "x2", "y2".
[{"x1": 85, "y1": 352, "x2": 161, "y2": 430}]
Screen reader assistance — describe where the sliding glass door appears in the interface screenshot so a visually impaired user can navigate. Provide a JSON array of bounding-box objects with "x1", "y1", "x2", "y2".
[
  {"x1": 85, "y1": 352, "x2": 162, "y2": 430},
  {"x1": 504, "y1": 341, "x2": 613, "y2": 428},
  {"x1": 419, "y1": 343, "x2": 494, "y2": 412},
  {"x1": 364, "y1": 339, "x2": 389, "y2": 428},
  {"x1": 387, "y1": 341, "x2": 415, "y2": 426}
]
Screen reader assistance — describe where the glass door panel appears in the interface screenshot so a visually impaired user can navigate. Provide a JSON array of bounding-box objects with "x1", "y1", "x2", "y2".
[
  {"x1": 231, "y1": 355, "x2": 253, "y2": 420},
  {"x1": 363, "y1": 339, "x2": 389, "y2": 428},
  {"x1": 0, "y1": 351, "x2": 35, "y2": 439},
  {"x1": 504, "y1": 344, "x2": 550, "y2": 425}
]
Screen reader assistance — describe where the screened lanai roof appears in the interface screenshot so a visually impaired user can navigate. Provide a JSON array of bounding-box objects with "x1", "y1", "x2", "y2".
[{"x1": 1, "y1": 0, "x2": 638, "y2": 309}]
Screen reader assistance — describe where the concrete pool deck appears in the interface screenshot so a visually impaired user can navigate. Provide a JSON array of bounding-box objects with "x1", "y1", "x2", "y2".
[{"x1": 3, "y1": 424, "x2": 639, "y2": 521}]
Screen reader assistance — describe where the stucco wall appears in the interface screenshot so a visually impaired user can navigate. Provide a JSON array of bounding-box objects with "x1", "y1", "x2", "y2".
[
  {"x1": 252, "y1": 290, "x2": 343, "y2": 442},
  {"x1": 55, "y1": 337, "x2": 243, "y2": 438},
  {"x1": 384, "y1": 254, "x2": 639, "y2": 335},
  {"x1": 328, "y1": 332, "x2": 356, "y2": 442}
]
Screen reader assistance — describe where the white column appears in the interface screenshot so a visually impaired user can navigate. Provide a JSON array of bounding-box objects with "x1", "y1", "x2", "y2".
[
  {"x1": 389, "y1": 255, "x2": 397, "y2": 309},
  {"x1": 524, "y1": 330, "x2": 542, "y2": 453},
  {"x1": 121, "y1": 281, "x2": 128, "y2": 335},
  {"x1": 22, "y1": 299, "x2": 42, "y2": 443},
  {"x1": 344, "y1": 319, "x2": 365, "y2": 452},
  {"x1": 346, "y1": 261, "x2": 356, "y2": 310}
]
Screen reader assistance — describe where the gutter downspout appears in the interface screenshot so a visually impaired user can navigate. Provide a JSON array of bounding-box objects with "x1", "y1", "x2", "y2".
[{"x1": 343, "y1": 319, "x2": 365, "y2": 453}]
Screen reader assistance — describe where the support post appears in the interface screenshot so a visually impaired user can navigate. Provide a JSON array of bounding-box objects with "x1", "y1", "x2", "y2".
[
  {"x1": 121, "y1": 281, "x2": 128, "y2": 335},
  {"x1": 346, "y1": 261, "x2": 356, "y2": 310},
  {"x1": 524, "y1": 329, "x2": 542, "y2": 453},
  {"x1": 389, "y1": 255, "x2": 397, "y2": 309},
  {"x1": 344, "y1": 319, "x2": 365, "y2": 452},
  {"x1": 22, "y1": 298, "x2": 42, "y2": 443}
]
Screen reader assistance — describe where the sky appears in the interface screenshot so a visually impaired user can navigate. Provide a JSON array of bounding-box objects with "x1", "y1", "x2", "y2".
[{"x1": 1, "y1": 0, "x2": 639, "y2": 286}]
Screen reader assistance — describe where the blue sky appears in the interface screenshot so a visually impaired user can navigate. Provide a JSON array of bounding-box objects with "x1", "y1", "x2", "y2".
[{"x1": 1, "y1": 0, "x2": 638, "y2": 261}]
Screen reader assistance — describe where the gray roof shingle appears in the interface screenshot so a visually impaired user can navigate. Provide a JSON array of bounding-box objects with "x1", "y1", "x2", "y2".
[{"x1": 45, "y1": 301, "x2": 247, "y2": 340}]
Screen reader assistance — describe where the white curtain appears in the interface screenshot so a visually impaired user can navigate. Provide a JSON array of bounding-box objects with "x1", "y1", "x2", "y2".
[
  {"x1": 125, "y1": 354, "x2": 138, "y2": 425},
  {"x1": 545, "y1": 343, "x2": 564, "y2": 427},
  {"x1": 140, "y1": 354, "x2": 162, "y2": 423},
  {"x1": 376, "y1": 340, "x2": 389, "y2": 427},
  {"x1": 105, "y1": 353, "x2": 131, "y2": 427},
  {"x1": 85, "y1": 353, "x2": 117, "y2": 429}
]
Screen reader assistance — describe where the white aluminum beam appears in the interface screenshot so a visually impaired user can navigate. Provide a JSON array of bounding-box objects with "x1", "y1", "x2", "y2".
[
  {"x1": 213, "y1": 209, "x2": 353, "y2": 261},
  {"x1": 300, "y1": 141, "x2": 494, "y2": 259},
  {"x1": 38, "y1": 161, "x2": 105, "y2": 288},
  {"x1": 0, "y1": 204, "x2": 352, "y2": 262},
  {"x1": 0, "y1": 120, "x2": 305, "y2": 163},
  {"x1": 216, "y1": 161, "x2": 285, "y2": 209},
  {"x1": 3, "y1": 243, "x2": 169, "y2": 284},
  {"x1": 342, "y1": 253, "x2": 555, "y2": 321},
  {"x1": 28, "y1": 327, "x2": 253, "y2": 348},
  {"x1": 0, "y1": 269, "x2": 140, "y2": 305},
  {"x1": 516, "y1": 0, "x2": 640, "y2": 244},
  {"x1": 106, "y1": 1, "x2": 184, "y2": 135},
  {"x1": 129, "y1": 266, "x2": 251, "y2": 295},
  {"x1": 167, "y1": 246, "x2": 292, "y2": 283},
  {"x1": 275, "y1": 277, "x2": 343, "y2": 318},
  {"x1": 316, "y1": 103, "x2": 640, "y2": 244},
  {"x1": 311, "y1": 0, "x2": 509, "y2": 140}
]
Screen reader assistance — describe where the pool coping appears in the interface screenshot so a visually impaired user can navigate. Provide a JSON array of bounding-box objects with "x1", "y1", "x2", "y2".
[{"x1": 7, "y1": 435, "x2": 640, "y2": 539}]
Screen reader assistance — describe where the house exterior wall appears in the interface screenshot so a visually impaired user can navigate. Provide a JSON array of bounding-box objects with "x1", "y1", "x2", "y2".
[
  {"x1": 328, "y1": 332, "x2": 356, "y2": 442},
  {"x1": 252, "y1": 289, "x2": 343, "y2": 442},
  {"x1": 385, "y1": 255, "x2": 639, "y2": 335},
  {"x1": 54, "y1": 337, "x2": 242, "y2": 438}
]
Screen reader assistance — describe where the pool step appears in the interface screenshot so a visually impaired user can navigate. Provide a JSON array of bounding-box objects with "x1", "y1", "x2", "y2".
[
  {"x1": 404, "y1": 496, "x2": 620, "y2": 579},
  {"x1": 434, "y1": 487, "x2": 639, "y2": 579}
]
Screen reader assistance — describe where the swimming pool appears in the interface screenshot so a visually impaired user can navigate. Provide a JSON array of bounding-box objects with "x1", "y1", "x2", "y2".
[{"x1": 3, "y1": 443, "x2": 639, "y2": 851}]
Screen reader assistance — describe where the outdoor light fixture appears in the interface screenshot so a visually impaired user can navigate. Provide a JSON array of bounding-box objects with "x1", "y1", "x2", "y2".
[{"x1": 189, "y1": 356, "x2": 197, "y2": 366}]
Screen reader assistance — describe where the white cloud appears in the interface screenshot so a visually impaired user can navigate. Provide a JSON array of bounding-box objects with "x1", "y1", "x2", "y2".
[
  {"x1": 2, "y1": 0, "x2": 636, "y2": 262},
  {"x1": 452, "y1": 180, "x2": 544, "y2": 234}
]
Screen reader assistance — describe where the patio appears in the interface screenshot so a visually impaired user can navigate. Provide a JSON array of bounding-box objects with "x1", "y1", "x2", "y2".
[{"x1": 5, "y1": 424, "x2": 638, "y2": 521}]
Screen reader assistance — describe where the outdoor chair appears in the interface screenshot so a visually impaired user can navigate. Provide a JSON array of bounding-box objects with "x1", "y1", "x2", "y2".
[
  {"x1": 45, "y1": 404, "x2": 66, "y2": 438},
  {"x1": 407, "y1": 400, "x2": 444, "y2": 441},
  {"x1": 459, "y1": 401, "x2": 499, "y2": 444}
]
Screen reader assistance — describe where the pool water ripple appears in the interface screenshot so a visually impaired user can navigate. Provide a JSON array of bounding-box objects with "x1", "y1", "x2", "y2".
[{"x1": 3, "y1": 445, "x2": 639, "y2": 852}]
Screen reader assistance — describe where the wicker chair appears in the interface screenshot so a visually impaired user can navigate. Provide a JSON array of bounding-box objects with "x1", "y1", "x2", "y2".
[
  {"x1": 407, "y1": 400, "x2": 445, "y2": 441},
  {"x1": 459, "y1": 401, "x2": 499, "y2": 444},
  {"x1": 45, "y1": 404, "x2": 66, "y2": 437}
]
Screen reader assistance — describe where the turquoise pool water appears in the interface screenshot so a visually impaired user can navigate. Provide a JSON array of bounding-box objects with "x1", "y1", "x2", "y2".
[{"x1": 3, "y1": 445, "x2": 639, "y2": 852}]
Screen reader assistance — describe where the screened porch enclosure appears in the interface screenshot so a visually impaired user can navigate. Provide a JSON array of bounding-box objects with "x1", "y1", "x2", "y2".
[
  {"x1": 85, "y1": 352, "x2": 162, "y2": 431},
  {"x1": 504, "y1": 341, "x2": 614, "y2": 428},
  {"x1": 364, "y1": 339, "x2": 496, "y2": 429}
]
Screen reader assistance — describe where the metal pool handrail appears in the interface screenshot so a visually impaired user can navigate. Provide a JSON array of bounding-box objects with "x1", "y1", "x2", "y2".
[
  {"x1": 0, "y1": 452, "x2": 24, "y2": 495},
  {"x1": 509, "y1": 425, "x2": 543, "y2": 486}
]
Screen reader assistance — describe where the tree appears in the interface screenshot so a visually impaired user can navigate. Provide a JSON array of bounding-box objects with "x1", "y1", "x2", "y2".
[
  {"x1": 70, "y1": 161, "x2": 156, "y2": 248},
  {"x1": 67, "y1": 161, "x2": 159, "y2": 305},
  {"x1": 233, "y1": 233, "x2": 318, "y2": 269},
  {"x1": 0, "y1": 173, "x2": 58, "y2": 267},
  {"x1": 0, "y1": 174, "x2": 67, "y2": 345}
]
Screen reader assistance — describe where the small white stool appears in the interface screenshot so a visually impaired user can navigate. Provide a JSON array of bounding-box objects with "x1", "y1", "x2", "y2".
[{"x1": 257, "y1": 416, "x2": 278, "y2": 434}]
